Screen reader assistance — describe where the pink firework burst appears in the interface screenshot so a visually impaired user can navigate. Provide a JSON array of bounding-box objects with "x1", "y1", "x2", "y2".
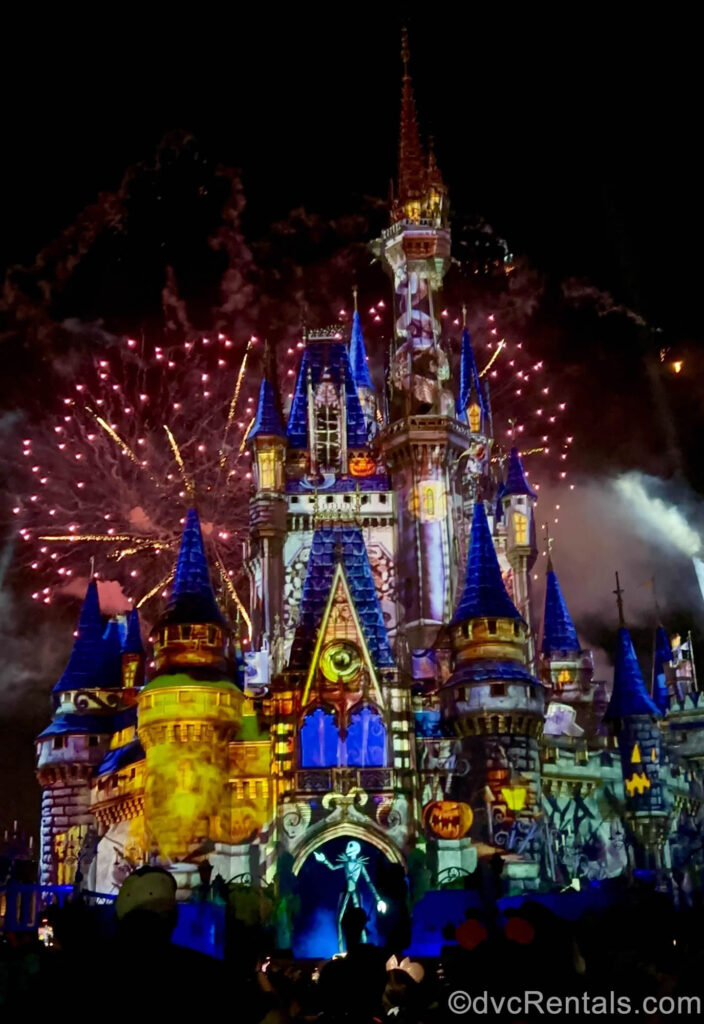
[{"x1": 12, "y1": 332, "x2": 261, "y2": 627}]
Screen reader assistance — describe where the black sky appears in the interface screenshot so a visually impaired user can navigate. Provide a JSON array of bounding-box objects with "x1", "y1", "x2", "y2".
[{"x1": 2, "y1": 9, "x2": 701, "y2": 339}]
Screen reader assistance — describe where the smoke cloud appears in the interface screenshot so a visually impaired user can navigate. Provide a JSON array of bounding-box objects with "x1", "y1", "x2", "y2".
[{"x1": 534, "y1": 471, "x2": 704, "y2": 677}]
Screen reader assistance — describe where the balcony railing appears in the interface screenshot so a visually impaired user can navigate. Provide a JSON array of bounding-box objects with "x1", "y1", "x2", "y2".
[{"x1": 295, "y1": 767, "x2": 395, "y2": 794}]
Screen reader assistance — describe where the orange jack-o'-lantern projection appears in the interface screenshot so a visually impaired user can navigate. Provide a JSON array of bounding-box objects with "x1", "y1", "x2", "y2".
[
  {"x1": 349, "y1": 453, "x2": 376, "y2": 477},
  {"x1": 423, "y1": 800, "x2": 473, "y2": 840}
]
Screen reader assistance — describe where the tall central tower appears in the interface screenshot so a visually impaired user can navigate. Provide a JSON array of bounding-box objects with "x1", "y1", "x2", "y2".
[{"x1": 376, "y1": 31, "x2": 469, "y2": 653}]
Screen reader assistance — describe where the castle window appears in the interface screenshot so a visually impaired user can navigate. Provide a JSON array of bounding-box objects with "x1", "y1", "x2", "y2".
[
  {"x1": 513, "y1": 511, "x2": 528, "y2": 546},
  {"x1": 53, "y1": 736, "x2": 65, "y2": 750},
  {"x1": 300, "y1": 708, "x2": 340, "y2": 768},
  {"x1": 487, "y1": 620, "x2": 498, "y2": 635},
  {"x1": 468, "y1": 402, "x2": 481, "y2": 433},
  {"x1": 180, "y1": 625, "x2": 191, "y2": 641},
  {"x1": 513, "y1": 622, "x2": 521, "y2": 637},
  {"x1": 490, "y1": 684, "x2": 506, "y2": 698},
  {"x1": 424, "y1": 487, "x2": 435, "y2": 517},
  {"x1": 258, "y1": 450, "x2": 276, "y2": 490},
  {"x1": 88, "y1": 736, "x2": 99, "y2": 747},
  {"x1": 315, "y1": 397, "x2": 341, "y2": 471},
  {"x1": 346, "y1": 706, "x2": 387, "y2": 768},
  {"x1": 291, "y1": 496, "x2": 299, "y2": 504},
  {"x1": 380, "y1": 494, "x2": 387, "y2": 505}
]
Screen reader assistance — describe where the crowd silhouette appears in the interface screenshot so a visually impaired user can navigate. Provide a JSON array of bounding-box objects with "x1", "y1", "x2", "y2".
[{"x1": 2, "y1": 866, "x2": 704, "y2": 1021}]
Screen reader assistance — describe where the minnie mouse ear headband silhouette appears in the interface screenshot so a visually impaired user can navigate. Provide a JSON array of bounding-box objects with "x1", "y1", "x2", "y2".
[{"x1": 386, "y1": 955, "x2": 425, "y2": 983}]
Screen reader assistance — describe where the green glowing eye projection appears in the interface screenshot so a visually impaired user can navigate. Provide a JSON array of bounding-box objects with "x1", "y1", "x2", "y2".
[{"x1": 320, "y1": 642, "x2": 362, "y2": 683}]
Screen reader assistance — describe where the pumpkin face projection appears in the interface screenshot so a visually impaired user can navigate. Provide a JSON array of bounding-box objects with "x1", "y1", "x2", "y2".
[
  {"x1": 320, "y1": 641, "x2": 362, "y2": 684},
  {"x1": 423, "y1": 800, "x2": 473, "y2": 840},
  {"x1": 349, "y1": 453, "x2": 376, "y2": 477}
]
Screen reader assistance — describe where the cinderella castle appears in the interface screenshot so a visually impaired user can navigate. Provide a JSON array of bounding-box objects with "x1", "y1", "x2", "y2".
[{"x1": 35, "y1": 34, "x2": 704, "y2": 952}]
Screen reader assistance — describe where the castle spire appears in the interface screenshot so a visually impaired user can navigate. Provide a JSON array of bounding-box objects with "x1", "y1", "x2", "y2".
[
  {"x1": 457, "y1": 326, "x2": 486, "y2": 427},
  {"x1": 605, "y1": 627, "x2": 662, "y2": 719},
  {"x1": 541, "y1": 556, "x2": 580, "y2": 655},
  {"x1": 397, "y1": 27, "x2": 426, "y2": 210},
  {"x1": 249, "y1": 350, "x2": 286, "y2": 441},
  {"x1": 162, "y1": 508, "x2": 224, "y2": 626},
  {"x1": 503, "y1": 447, "x2": 537, "y2": 500},
  {"x1": 52, "y1": 580, "x2": 105, "y2": 693},
  {"x1": 452, "y1": 503, "x2": 522, "y2": 624},
  {"x1": 349, "y1": 309, "x2": 374, "y2": 391}
]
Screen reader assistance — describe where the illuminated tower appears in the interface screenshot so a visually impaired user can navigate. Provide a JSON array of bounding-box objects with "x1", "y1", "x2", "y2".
[
  {"x1": 604, "y1": 576, "x2": 668, "y2": 869},
  {"x1": 36, "y1": 582, "x2": 122, "y2": 884},
  {"x1": 376, "y1": 32, "x2": 467, "y2": 653},
  {"x1": 442, "y1": 503, "x2": 545, "y2": 882},
  {"x1": 501, "y1": 448, "x2": 538, "y2": 664},
  {"x1": 138, "y1": 509, "x2": 244, "y2": 861},
  {"x1": 247, "y1": 358, "x2": 288, "y2": 649}
]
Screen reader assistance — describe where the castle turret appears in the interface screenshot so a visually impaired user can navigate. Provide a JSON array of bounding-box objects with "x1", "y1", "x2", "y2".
[
  {"x1": 539, "y1": 551, "x2": 594, "y2": 703},
  {"x1": 138, "y1": 509, "x2": 244, "y2": 861},
  {"x1": 36, "y1": 581, "x2": 121, "y2": 884},
  {"x1": 248, "y1": 358, "x2": 288, "y2": 646},
  {"x1": 442, "y1": 503, "x2": 544, "y2": 882},
  {"x1": 605, "y1": 576, "x2": 668, "y2": 868},
  {"x1": 501, "y1": 448, "x2": 538, "y2": 664}
]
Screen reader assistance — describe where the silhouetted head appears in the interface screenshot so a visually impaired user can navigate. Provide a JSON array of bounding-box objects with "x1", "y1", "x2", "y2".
[{"x1": 115, "y1": 866, "x2": 178, "y2": 946}]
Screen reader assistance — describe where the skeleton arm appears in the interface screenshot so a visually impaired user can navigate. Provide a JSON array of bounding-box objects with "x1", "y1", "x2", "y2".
[{"x1": 313, "y1": 852, "x2": 343, "y2": 870}]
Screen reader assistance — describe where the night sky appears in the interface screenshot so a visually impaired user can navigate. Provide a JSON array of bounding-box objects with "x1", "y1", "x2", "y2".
[{"x1": 1, "y1": 11, "x2": 702, "y2": 831}]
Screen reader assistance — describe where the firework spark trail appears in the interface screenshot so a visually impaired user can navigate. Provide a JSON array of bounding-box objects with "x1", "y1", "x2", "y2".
[
  {"x1": 163, "y1": 425, "x2": 193, "y2": 497},
  {"x1": 479, "y1": 339, "x2": 505, "y2": 378},
  {"x1": 86, "y1": 407, "x2": 141, "y2": 466},
  {"x1": 220, "y1": 338, "x2": 254, "y2": 467}
]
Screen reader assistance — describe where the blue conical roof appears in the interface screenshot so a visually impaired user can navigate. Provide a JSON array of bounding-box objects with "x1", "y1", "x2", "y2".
[
  {"x1": 249, "y1": 375, "x2": 286, "y2": 441},
  {"x1": 653, "y1": 625, "x2": 672, "y2": 714},
  {"x1": 53, "y1": 581, "x2": 105, "y2": 693},
  {"x1": 161, "y1": 508, "x2": 224, "y2": 626},
  {"x1": 289, "y1": 527, "x2": 394, "y2": 670},
  {"x1": 503, "y1": 447, "x2": 537, "y2": 499},
  {"x1": 123, "y1": 608, "x2": 144, "y2": 656},
  {"x1": 605, "y1": 627, "x2": 662, "y2": 719},
  {"x1": 287, "y1": 340, "x2": 368, "y2": 448},
  {"x1": 542, "y1": 566, "x2": 579, "y2": 654},
  {"x1": 349, "y1": 311, "x2": 374, "y2": 390},
  {"x1": 457, "y1": 328, "x2": 487, "y2": 422},
  {"x1": 452, "y1": 503, "x2": 522, "y2": 624}
]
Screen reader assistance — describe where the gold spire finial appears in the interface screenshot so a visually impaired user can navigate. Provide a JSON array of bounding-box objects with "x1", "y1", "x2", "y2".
[
  {"x1": 461, "y1": 303, "x2": 467, "y2": 328},
  {"x1": 613, "y1": 571, "x2": 625, "y2": 628},
  {"x1": 352, "y1": 285, "x2": 359, "y2": 313}
]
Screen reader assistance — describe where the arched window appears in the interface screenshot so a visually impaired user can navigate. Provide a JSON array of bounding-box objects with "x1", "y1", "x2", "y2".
[
  {"x1": 468, "y1": 402, "x2": 481, "y2": 433},
  {"x1": 424, "y1": 487, "x2": 435, "y2": 518},
  {"x1": 346, "y1": 706, "x2": 387, "y2": 767},
  {"x1": 300, "y1": 708, "x2": 340, "y2": 768}
]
